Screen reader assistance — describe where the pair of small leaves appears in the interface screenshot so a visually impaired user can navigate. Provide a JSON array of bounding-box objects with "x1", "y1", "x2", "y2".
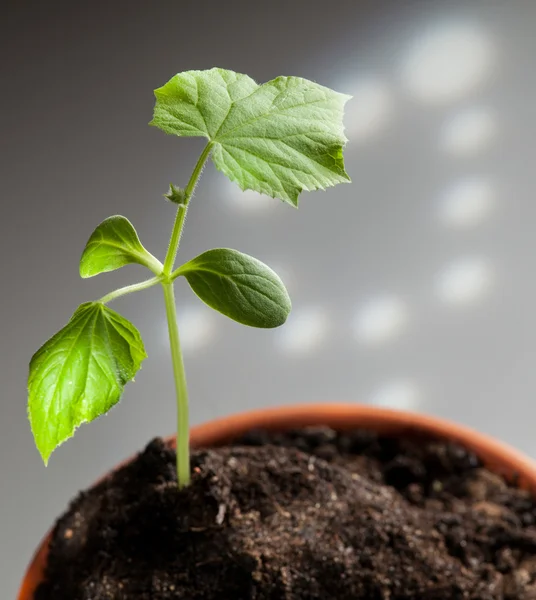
[
  {"x1": 29, "y1": 216, "x2": 291, "y2": 463},
  {"x1": 80, "y1": 215, "x2": 291, "y2": 329}
]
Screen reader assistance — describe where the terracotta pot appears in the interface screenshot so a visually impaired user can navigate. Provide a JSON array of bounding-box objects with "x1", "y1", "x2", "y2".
[{"x1": 18, "y1": 403, "x2": 536, "y2": 599}]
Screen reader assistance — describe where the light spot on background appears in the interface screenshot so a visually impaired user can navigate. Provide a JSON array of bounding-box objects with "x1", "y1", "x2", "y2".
[
  {"x1": 369, "y1": 380, "x2": 421, "y2": 411},
  {"x1": 224, "y1": 180, "x2": 278, "y2": 213},
  {"x1": 276, "y1": 306, "x2": 328, "y2": 355},
  {"x1": 402, "y1": 21, "x2": 494, "y2": 104},
  {"x1": 439, "y1": 177, "x2": 494, "y2": 227},
  {"x1": 441, "y1": 107, "x2": 497, "y2": 156},
  {"x1": 353, "y1": 295, "x2": 408, "y2": 344},
  {"x1": 345, "y1": 79, "x2": 393, "y2": 142},
  {"x1": 435, "y1": 257, "x2": 493, "y2": 305}
]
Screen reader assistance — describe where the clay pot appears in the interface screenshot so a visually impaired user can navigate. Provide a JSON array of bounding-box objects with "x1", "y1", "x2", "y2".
[{"x1": 18, "y1": 403, "x2": 536, "y2": 599}]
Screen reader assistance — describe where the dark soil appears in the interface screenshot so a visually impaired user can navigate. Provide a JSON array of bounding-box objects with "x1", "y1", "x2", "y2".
[{"x1": 35, "y1": 428, "x2": 536, "y2": 599}]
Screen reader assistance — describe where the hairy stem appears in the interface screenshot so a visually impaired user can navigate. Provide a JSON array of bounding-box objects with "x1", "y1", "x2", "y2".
[
  {"x1": 162, "y1": 281, "x2": 190, "y2": 488},
  {"x1": 98, "y1": 275, "x2": 163, "y2": 304},
  {"x1": 161, "y1": 143, "x2": 213, "y2": 487},
  {"x1": 163, "y1": 142, "x2": 213, "y2": 275}
]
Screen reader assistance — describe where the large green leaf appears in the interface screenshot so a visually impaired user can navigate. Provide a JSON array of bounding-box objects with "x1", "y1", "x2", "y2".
[
  {"x1": 28, "y1": 302, "x2": 147, "y2": 463},
  {"x1": 151, "y1": 68, "x2": 351, "y2": 206},
  {"x1": 80, "y1": 215, "x2": 162, "y2": 278},
  {"x1": 175, "y1": 248, "x2": 291, "y2": 328}
]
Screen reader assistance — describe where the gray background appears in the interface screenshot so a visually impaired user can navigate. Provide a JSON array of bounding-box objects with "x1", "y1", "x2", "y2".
[{"x1": 2, "y1": 0, "x2": 535, "y2": 597}]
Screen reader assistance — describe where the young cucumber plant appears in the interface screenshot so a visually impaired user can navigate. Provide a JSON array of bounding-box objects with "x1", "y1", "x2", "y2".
[{"x1": 27, "y1": 68, "x2": 351, "y2": 488}]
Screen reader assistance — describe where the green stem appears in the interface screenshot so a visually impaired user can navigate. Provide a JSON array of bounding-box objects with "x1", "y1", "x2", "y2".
[
  {"x1": 163, "y1": 142, "x2": 213, "y2": 275},
  {"x1": 98, "y1": 275, "x2": 162, "y2": 304},
  {"x1": 162, "y1": 281, "x2": 190, "y2": 488},
  {"x1": 161, "y1": 143, "x2": 213, "y2": 488}
]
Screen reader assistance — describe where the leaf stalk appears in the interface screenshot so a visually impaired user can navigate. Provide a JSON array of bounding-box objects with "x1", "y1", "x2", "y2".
[{"x1": 99, "y1": 275, "x2": 163, "y2": 304}]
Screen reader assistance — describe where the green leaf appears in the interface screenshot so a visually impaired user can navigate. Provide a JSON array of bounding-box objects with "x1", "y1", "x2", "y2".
[
  {"x1": 80, "y1": 215, "x2": 162, "y2": 278},
  {"x1": 28, "y1": 302, "x2": 147, "y2": 464},
  {"x1": 151, "y1": 68, "x2": 351, "y2": 206},
  {"x1": 164, "y1": 183, "x2": 186, "y2": 205},
  {"x1": 175, "y1": 248, "x2": 291, "y2": 328}
]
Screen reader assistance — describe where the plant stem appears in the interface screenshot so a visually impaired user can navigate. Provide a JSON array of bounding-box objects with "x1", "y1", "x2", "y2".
[
  {"x1": 162, "y1": 281, "x2": 190, "y2": 488},
  {"x1": 98, "y1": 275, "x2": 163, "y2": 304},
  {"x1": 161, "y1": 143, "x2": 213, "y2": 488},
  {"x1": 163, "y1": 142, "x2": 213, "y2": 276}
]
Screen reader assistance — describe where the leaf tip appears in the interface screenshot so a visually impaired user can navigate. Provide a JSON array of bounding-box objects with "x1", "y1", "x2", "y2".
[
  {"x1": 287, "y1": 197, "x2": 299, "y2": 209},
  {"x1": 79, "y1": 263, "x2": 92, "y2": 279},
  {"x1": 40, "y1": 451, "x2": 51, "y2": 467},
  {"x1": 29, "y1": 417, "x2": 51, "y2": 466}
]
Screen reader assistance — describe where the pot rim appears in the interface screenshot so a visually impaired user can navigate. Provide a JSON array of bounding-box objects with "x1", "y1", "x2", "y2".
[{"x1": 17, "y1": 402, "x2": 536, "y2": 600}]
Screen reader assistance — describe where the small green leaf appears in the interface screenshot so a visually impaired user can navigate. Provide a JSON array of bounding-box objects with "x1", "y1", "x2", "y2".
[
  {"x1": 28, "y1": 302, "x2": 147, "y2": 464},
  {"x1": 164, "y1": 183, "x2": 186, "y2": 205},
  {"x1": 176, "y1": 248, "x2": 291, "y2": 328},
  {"x1": 80, "y1": 215, "x2": 163, "y2": 278},
  {"x1": 151, "y1": 68, "x2": 351, "y2": 206}
]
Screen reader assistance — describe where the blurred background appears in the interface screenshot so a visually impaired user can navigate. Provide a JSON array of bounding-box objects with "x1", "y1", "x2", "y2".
[{"x1": 2, "y1": 0, "x2": 536, "y2": 596}]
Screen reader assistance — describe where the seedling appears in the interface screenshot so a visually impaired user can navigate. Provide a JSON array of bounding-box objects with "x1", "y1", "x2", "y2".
[{"x1": 27, "y1": 68, "x2": 350, "y2": 487}]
